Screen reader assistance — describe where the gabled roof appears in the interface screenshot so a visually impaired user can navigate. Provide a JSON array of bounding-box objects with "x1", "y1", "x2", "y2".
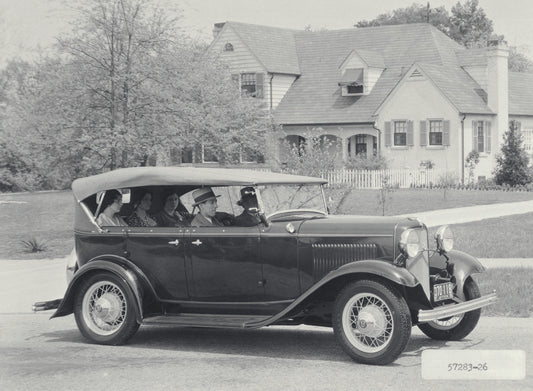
[
  {"x1": 416, "y1": 63, "x2": 493, "y2": 114},
  {"x1": 273, "y1": 23, "x2": 477, "y2": 124},
  {"x1": 509, "y1": 72, "x2": 533, "y2": 115},
  {"x1": 222, "y1": 22, "x2": 301, "y2": 75}
]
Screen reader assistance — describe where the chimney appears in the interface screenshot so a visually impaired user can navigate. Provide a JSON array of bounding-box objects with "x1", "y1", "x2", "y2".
[
  {"x1": 486, "y1": 40, "x2": 509, "y2": 158},
  {"x1": 212, "y1": 22, "x2": 226, "y2": 39}
]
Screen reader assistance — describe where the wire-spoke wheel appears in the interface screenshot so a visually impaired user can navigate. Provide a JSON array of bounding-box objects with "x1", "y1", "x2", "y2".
[
  {"x1": 74, "y1": 272, "x2": 139, "y2": 345},
  {"x1": 418, "y1": 277, "x2": 481, "y2": 341},
  {"x1": 333, "y1": 280, "x2": 411, "y2": 365}
]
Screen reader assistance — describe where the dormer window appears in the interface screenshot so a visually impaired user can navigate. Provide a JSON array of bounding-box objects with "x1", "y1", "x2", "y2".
[
  {"x1": 224, "y1": 43, "x2": 234, "y2": 51},
  {"x1": 339, "y1": 68, "x2": 364, "y2": 96}
]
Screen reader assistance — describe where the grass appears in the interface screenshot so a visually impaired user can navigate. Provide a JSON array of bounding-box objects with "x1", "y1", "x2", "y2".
[{"x1": 476, "y1": 267, "x2": 532, "y2": 317}]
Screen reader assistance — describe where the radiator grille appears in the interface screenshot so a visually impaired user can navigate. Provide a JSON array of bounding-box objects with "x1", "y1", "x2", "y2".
[{"x1": 312, "y1": 243, "x2": 377, "y2": 280}]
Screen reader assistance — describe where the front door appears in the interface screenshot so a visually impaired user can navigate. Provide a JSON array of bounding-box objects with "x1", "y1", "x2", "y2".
[{"x1": 186, "y1": 225, "x2": 264, "y2": 305}]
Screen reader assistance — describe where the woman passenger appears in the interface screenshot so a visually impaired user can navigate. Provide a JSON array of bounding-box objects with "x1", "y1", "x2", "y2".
[
  {"x1": 126, "y1": 190, "x2": 157, "y2": 227},
  {"x1": 96, "y1": 189, "x2": 127, "y2": 226},
  {"x1": 154, "y1": 190, "x2": 190, "y2": 227}
]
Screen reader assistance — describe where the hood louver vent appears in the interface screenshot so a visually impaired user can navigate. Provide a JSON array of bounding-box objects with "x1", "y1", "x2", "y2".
[{"x1": 312, "y1": 243, "x2": 378, "y2": 280}]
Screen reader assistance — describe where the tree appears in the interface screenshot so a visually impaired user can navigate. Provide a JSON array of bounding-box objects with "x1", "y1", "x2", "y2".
[
  {"x1": 493, "y1": 121, "x2": 531, "y2": 186},
  {"x1": 448, "y1": 0, "x2": 499, "y2": 48},
  {"x1": 0, "y1": 0, "x2": 269, "y2": 190}
]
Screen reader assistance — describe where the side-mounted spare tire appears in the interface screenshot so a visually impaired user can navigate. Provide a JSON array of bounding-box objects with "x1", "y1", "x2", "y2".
[
  {"x1": 74, "y1": 272, "x2": 140, "y2": 345},
  {"x1": 332, "y1": 279, "x2": 412, "y2": 365}
]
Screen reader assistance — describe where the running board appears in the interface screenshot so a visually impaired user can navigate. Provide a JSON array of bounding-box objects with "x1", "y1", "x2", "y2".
[{"x1": 142, "y1": 313, "x2": 273, "y2": 328}]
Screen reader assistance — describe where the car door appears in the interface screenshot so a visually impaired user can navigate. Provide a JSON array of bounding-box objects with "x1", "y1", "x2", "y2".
[
  {"x1": 126, "y1": 226, "x2": 188, "y2": 300},
  {"x1": 186, "y1": 225, "x2": 264, "y2": 305}
]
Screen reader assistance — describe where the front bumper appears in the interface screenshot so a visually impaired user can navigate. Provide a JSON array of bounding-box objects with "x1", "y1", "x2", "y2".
[{"x1": 417, "y1": 292, "x2": 497, "y2": 323}]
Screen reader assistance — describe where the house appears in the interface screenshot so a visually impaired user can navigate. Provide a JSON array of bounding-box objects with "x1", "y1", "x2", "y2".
[{"x1": 208, "y1": 21, "x2": 533, "y2": 181}]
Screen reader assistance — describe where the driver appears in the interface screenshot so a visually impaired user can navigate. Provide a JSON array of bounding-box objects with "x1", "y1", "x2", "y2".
[
  {"x1": 191, "y1": 187, "x2": 224, "y2": 227},
  {"x1": 233, "y1": 187, "x2": 262, "y2": 227}
]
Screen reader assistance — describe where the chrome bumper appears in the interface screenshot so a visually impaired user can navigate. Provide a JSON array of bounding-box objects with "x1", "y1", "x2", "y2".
[{"x1": 418, "y1": 292, "x2": 497, "y2": 323}]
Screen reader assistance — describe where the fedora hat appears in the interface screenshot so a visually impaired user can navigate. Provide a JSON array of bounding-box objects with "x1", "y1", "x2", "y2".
[
  {"x1": 237, "y1": 187, "x2": 256, "y2": 206},
  {"x1": 192, "y1": 187, "x2": 220, "y2": 207}
]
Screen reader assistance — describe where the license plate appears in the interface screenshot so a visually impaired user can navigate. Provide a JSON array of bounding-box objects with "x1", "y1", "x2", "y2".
[{"x1": 433, "y1": 282, "x2": 454, "y2": 302}]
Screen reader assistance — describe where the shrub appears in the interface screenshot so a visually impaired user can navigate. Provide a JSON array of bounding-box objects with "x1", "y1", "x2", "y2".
[
  {"x1": 21, "y1": 236, "x2": 48, "y2": 253},
  {"x1": 493, "y1": 121, "x2": 531, "y2": 186},
  {"x1": 345, "y1": 154, "x2": 388, "y2": 170}
]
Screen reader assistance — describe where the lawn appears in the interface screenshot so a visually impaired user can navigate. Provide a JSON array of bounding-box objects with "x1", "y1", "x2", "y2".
[{"x1": 1, "y1": 187, "x2": 533, "y2": 259}]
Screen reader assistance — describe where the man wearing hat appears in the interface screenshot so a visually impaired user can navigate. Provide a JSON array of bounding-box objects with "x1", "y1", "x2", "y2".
[
  {"x1": 234, "y1": 186, "x2": 262, "y2": 227},
  {"x1": 191, "y1": 187, "x2": 224, "y2": 227}
]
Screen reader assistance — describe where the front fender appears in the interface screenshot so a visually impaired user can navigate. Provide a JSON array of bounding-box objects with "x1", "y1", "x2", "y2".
[
  {"x1": 429, "y1": 250, "x2": 485, "y2": 301},
  {"x1": 51, "y1": 256, "x2": 144, "y2": 323},
  {"x1": 247, "y1": 260, "x2": 420, "y2": 328}
]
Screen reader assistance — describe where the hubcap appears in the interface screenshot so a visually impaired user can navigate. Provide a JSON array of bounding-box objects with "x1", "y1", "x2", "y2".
[
  {"x1": 82, "y1": 281, "x2": 127, "y2": 336},
  {"x1": 342, "y1": 293, "x2": 394, "y2": 353}
]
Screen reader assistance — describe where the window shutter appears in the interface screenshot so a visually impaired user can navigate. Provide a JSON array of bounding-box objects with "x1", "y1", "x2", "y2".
[
  {"x1": 255, "y1": 72, "x2": 264, "y2": 98},
  {"x1": 384, "y1": 121, "x2": 391, "y2": 147},
  {"x1": 472, "y1": 121, "x2": 478, "y2": 152},
  {"x1": 420, "y1": 121, "x2": 427, "y2": 146},
  {"x1": 443, "y1": 120, "x2": 450, "y2": 146},
  {"x1": 231, "y1": 74, "x2": 239, "y2": 85},
  {"x1": 486, "y1": 121, "x2": 491, "y2": 153},
  {"x1": 407, "y1": 121, "x2": 414, "y2": 146}
]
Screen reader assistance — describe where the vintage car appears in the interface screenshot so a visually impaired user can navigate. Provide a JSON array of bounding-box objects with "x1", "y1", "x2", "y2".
[{"x1": 34, "y1": 167, "x2": 497, "y2": 365}]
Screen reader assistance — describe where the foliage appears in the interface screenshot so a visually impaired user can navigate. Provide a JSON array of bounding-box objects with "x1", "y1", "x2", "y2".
[
  {"x1": 377, "y1": 176, "x2": 394, "y2": 216},
  {"x1": 448, "y1": 0, "x2": 499, "y2": 48},
  {"x1": 419, "y1": 159, "x2": 435, "y2": 169},
  {"x1": 437, "y1": 171, "x2": 460, "y2": 200},
  {"x1": 21, "y1": 236, "x2": 48, "y2": 253},
  {"x1": 0, "y1": 0, "x2": 269, "y2": 190},
  {"x1": 493, "y1": 121, "x2": 531, "y2": 186},
  {"x1": 345, "y1": 154, "x2": 388, "y2": 170},
  {"x1": 277, "y1": 133, "x2": 340, "y2": 177},
  {"x1": 354, "y1": 0, "x2": 529, "y2": 71},
  {"x1": 465, "y1": 150, "x2": 480, "y2": 185}
]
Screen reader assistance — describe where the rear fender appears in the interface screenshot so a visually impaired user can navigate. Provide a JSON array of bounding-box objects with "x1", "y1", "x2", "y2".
[
  {"x1": 429, "y1": 250, "x2": 485, "y2": 301},
  {"x1": 51, "y1": 256, "x2": 145, "y2": 323}
]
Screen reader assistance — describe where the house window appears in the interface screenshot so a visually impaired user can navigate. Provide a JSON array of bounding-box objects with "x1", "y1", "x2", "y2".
[
  {"x1": 429, "y1": 120, "x2": 443, "y2": 145},
  {"x1": 355, "y1": 134, "x2": 367, "y2": 155},
  {"x1": 237, "y1": 73, "x2": 264, "y2": 98},
  {"x1": 224, "y1": 43, "x2": 234, "y2": 51},
  {"x1": 347, "y1": 85, "x2": 364, "y2": 94},
  {"x1": 202, "y1": 145, "x2": 218, "y2": 163},
  {"x1": 473, "y1": 120, "x2": 491, "y2": 153},
  {"x1": 394, "y1": 121, "x2": 407, "y2": 146}
]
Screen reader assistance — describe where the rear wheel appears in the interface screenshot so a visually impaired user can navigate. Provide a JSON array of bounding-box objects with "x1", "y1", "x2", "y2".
[
  {"x1": 332, "y1": 280, "x2": 412, "y2": 365},
  {"x1": 418, "y1": 277, "x2": 481, "y2": 340},
  {"x1": 74, "y1": 272, "x2": 140, "y2": 345}
]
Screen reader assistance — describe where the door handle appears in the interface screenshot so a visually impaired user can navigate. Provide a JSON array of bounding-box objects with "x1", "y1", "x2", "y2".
[
  {"x1": 192, "y1": 239, "x2": 202, "y2": 246},
  {"x1": 168, "y1": 239, "x2": 180, "y2": 246}
]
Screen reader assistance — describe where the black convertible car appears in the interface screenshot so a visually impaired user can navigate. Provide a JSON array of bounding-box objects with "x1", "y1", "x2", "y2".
[{"x1": 34, "y1": 167, "x2": 496, "y2": 365}]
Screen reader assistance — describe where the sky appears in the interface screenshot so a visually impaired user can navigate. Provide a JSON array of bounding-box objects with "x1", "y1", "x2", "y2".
[{"x1": 1, "y1": 0, "x2": 533, "y2": 66}]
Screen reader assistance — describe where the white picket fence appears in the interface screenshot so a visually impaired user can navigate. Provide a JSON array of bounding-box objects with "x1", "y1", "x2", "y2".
[{"x1": 320, "y1": 169, "x2": 450, "y2": 189}]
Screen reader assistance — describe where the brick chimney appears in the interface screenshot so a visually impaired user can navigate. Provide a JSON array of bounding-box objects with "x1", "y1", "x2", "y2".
[
  {"x1": 212, "y1": 22, "x2": 226, "y2": 38},
  {"x1": 486, "y1": 40, "x2": 509, "y2": 155}
]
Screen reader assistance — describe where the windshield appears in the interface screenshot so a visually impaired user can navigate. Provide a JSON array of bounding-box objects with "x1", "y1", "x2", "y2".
[{"x1": 258, "y1": 184, "x2": 327, "y2": 216}]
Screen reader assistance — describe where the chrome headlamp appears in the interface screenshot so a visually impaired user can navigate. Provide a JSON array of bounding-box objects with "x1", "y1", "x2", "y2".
[
  {"x1": 435, "y1": 225, "x2": 454, "y2": 253},
  {"x1": 399, "y1": 229, "x2": 421, "y2": 258}
]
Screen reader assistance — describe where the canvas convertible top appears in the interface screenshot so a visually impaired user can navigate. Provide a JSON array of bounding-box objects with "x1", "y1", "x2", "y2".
[{"x1": 72, "y1": 167, "x2": 327, "y2": 201}]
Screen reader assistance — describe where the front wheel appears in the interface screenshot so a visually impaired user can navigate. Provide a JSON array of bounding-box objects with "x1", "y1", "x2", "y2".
[
  {"x1": 418, "y1": 277, "x2": 481, "y2": 340},
  {"x1": 74, "y1": 272, "x2": 140, "y2": 345},
  {"x1": 332, "y1": 280, "x2": 412, "y2": 365}
]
